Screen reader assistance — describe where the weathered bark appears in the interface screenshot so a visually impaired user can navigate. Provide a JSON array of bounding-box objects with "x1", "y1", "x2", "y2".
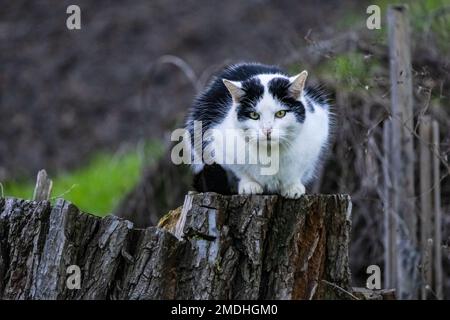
[
  {"x1": 352, "y1": 288, "x2": 396, "y2": 300},
  {"x1": 0, "y1": 193, "x2": 352, "y2": 300},
  {"x1": 32, "y1": 170, "x2": 53, "y2": 202}
]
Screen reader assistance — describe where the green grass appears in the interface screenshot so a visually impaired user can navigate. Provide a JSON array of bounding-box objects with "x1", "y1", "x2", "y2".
[{"x1": 2, "y1": 142, "x2": 164, "y2": 216}]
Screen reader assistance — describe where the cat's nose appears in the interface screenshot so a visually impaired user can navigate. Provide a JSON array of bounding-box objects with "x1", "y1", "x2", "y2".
[{"x1": 262, "y1": 127, "x2": 272, "y2": 138}]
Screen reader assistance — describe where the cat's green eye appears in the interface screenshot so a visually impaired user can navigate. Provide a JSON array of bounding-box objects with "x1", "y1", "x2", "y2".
[
  {"x1": 275, "y1": 110, "x2": 287, "y2": 118},
  {"x1": 249, "y1": 111, "x2": 260, "y2": 120}
]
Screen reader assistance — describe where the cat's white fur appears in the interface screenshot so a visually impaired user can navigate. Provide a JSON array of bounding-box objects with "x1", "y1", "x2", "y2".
[{"x1": 200, "y1": 73, "x2": 329, "y2": 199}]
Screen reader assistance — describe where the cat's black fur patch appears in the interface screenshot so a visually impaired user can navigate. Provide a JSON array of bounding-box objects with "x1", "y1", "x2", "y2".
[
  {"x1": 236, "y1": 77, "x2": 264, "y2": 121},
  {"x1": 268, "y1": 77, "x2": 305, "y2": 123},
  {"x1": 305, "y1": 86, "x2": 328, "y2": 106},
  {"x1": 193, "y1": 163, "x2": 234, "y2": 194},
  {"x1": 305, "y1": 97, "x2": 315, "y2": 113}
]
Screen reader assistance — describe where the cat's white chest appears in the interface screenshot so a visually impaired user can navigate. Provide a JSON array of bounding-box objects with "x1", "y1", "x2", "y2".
[
  {"x1": 248, "y1": 144, "x2": 314, "y2": 192},
  {"x1": 224, "y1": 105, "x2": 329, "y2": 192}
]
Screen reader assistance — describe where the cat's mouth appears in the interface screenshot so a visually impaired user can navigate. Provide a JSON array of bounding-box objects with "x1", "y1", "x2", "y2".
[
  {"x1": 242, "y1": 129, "x2": 285, "y2": 146},
  {"x1": 259, "y1": 135, "x2": 273, "y2": 143},
  {"x1": 244, "y1": 133, "x2": 280, "y2": 145},
  {"x1": 245, "y1": 134, "x2": 270, "y2": 142}
]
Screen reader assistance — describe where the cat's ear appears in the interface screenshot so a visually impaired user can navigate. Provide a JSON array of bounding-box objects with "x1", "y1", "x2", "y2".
[
  {"x1": 288, "y1": 70, "x2": 308, "y2": 99},
  {"x1": 222, "y1": 79, "x2": 245, "y2": 103}
]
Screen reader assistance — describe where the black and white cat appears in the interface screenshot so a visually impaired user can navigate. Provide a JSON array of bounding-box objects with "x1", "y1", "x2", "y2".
[{"x1": 186, "y1": 63, "x2": 330, "y2": 199}]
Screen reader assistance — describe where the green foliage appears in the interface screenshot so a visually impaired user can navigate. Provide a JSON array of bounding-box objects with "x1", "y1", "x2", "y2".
[
  {"x1": 332, "y1": 53, "x2": 367, "y2": 86},
  {"x1": 409, "y1": 0, "x2": 450, "y2": 53},
  {"x1": 333, "y1": 0, "x2": 450, "y2": 54},
  {"x1": 3, "y1": 142, "x2": 164, "y2": 216},
  {"x1": 319, "y1": 52, "x2": 382, "y2": 90},
  {"x1": 316, "y1": 1, "x2": 450, "y2": 89},
  {"x1": 376, "y1": 0, "x2": 450, "y2": 53}
]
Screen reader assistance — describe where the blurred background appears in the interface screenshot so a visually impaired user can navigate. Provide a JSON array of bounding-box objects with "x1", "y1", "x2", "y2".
[{"x1": 1, "y1": 0, "x2": 449, "y2": 298}]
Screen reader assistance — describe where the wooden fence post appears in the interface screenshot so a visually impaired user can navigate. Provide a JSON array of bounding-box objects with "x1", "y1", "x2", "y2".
[
  {"x1": 387, "y1": 4, "x2": 418, "y2": 299},
  {"x1": 432, "y1": 120, "x2": 443, "y2": 299},
  {"x1": 383, "y1": 120, "x2": 397, "y2": 290},
  {"x1": 419, "y1": 116, "x2": 432, "y2": 299}
]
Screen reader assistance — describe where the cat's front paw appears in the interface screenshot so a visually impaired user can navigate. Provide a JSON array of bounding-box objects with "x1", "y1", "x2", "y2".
[
  {"x1": 281, "y1": 183, "x2": 305, "y2": 199},
  {"x1": 239, "y1": 180, "x2": 263, "y2": 195}
]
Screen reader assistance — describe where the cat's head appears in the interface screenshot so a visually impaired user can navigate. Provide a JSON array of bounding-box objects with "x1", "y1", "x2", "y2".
[{"x1": 222, "y1": 71, "x2": 308, "y2": 145}]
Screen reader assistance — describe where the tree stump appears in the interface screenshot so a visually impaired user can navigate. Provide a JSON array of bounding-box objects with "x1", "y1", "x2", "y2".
[{"x1": 0, "y1": 193, "x2": 352, "y2": 300}]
